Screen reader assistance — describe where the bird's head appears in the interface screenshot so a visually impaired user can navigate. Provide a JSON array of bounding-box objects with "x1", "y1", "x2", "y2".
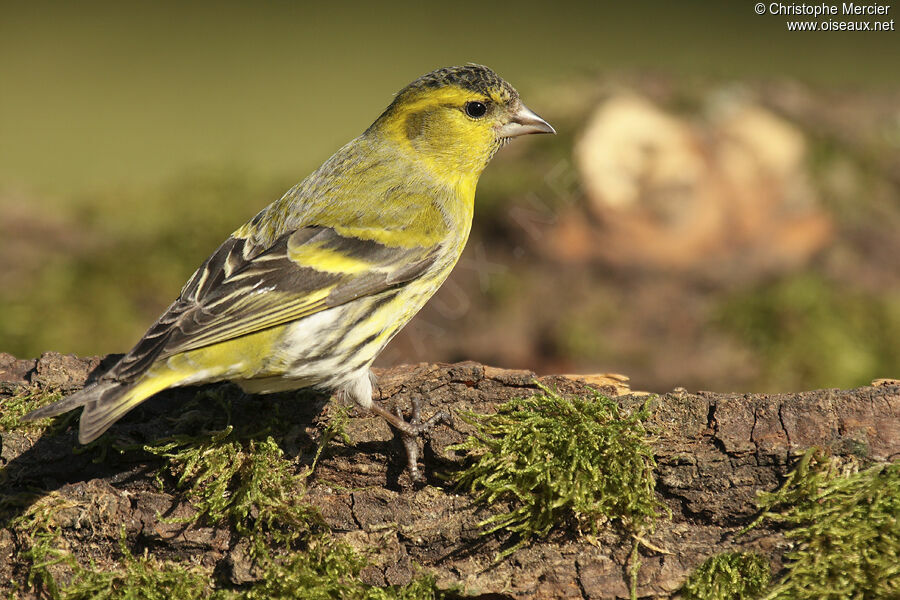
[{"x1": 369, "y1": 65, "x2": 555, "y2": 181}]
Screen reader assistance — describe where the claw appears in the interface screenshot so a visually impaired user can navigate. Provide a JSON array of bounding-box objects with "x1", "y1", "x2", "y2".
[{"x1": 370, "y1": 396, "x2": 452, "y2": 481}]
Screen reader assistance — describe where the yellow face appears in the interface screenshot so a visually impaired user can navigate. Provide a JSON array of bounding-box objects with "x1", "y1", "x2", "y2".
[
  {"x1": 371, "y1": 67, "x2": 553, "y2": 182},
  {"x1": 378, "y1": 85, "x2": 512, "y2": 176}
]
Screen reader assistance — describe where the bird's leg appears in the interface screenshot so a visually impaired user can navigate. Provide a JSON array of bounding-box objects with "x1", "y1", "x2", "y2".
[
  {"x1": 342, "y1": 371, "x2": 451, "y2": 481},
  {"x1": 369, "y1": 397, "x2": 452, "y2": 482}
]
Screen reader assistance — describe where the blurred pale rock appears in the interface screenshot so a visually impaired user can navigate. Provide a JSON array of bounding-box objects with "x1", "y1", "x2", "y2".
[
  {"x1": 575, "y1": 95, "x2": 703, "y2": 212},
  {"x1": 565, "y1": 93, "x2": 833, "y2": 278}
]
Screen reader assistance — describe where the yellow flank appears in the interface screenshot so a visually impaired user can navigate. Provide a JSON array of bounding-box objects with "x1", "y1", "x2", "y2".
[
  {"x1": 149, "y1": 325, "x2": 286, "y2": 388},
  {"x1": 288, "y1": 241, "x2": 372, "y2": 274},
  {"x1": 339, "y1": 293, "x2": 404, "y2": 348}
]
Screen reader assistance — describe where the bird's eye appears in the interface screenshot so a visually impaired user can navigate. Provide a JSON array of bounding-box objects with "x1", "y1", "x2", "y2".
[{"x1": 464, "y1": 101, "x2": 487, "y2": 118}]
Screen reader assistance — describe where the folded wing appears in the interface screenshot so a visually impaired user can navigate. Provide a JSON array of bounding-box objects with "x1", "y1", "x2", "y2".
[{"x1": 109, "y1": 226, "x2": 437, "y2": 382}]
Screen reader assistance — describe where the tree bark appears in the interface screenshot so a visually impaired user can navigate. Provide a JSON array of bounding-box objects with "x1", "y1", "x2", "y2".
[{"x1": 1, "y1": 352, "x2": 898, "y2": 599}]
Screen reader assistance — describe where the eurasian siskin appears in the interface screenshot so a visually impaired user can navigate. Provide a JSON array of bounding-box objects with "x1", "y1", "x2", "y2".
[{"x1": 26, "y1": 64, "x2": 555, "y2": 478}]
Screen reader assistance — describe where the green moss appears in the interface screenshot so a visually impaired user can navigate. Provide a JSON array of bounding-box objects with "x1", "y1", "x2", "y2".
[
  {"x1": 12, "y1": 512, "x2": 211, "y2": 600},
  {"x1": 219, "y1": 536, "x2": 447, "y2": 600},
  {"x1": 7, "y1": 399, "x2": 449, "y2": 600},
  {"x1": 11, "y1": 511, "x2": 444, "y2": 600},
  {"x1": 62, "y1": 536, "x2": 210, "y2": 600},
  {"x1": 17, "y1": 532, "x2": 75, "y2": 599},
  {"x1": 681, "y1": 451, "x2": 899, "y2": 600},
  {"x1": 139, "y1": 390, "x2": 327, "y2": 556},
  {"x1": 0, "y1": 387, "x2": 66, "y2": 433},
  {"x1": 363, "y1": 575, "x2": 448, "y2": 600},
  {"x1": 449, "y1": 385, "x2": 662, "y2": 558},
  {"x1": 137, "y1": 392, "x2": 447, "y2": 597},
  {"x1": 8, "y1": 493, "x2": 79, "y2": 598},
  {"x1": 717, "y1": 274, "x2": 900, "y2": 390},
  {"x1": 308, "y1": 402, "x2": 353, "y2": 474},
  {"x1": 681, "y1": 552, "x2": 770, "y2": 600},
  {"x1": 8, "y1": 491, "x2": 74, "y2": 534},
  {"x1": 224, "y1": 537, "x2": 365, "y2": 600},
  {"x1": 750, "y1": 449, "x2": 900, "y2": 599},
  {"x1": 147, "y1": 430, "x2": 320, "y2": 551}
]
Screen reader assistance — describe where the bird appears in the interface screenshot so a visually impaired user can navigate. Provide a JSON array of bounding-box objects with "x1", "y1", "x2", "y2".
[{"x1": 25, "y1": 64, "x2": 555, "y2": 480}]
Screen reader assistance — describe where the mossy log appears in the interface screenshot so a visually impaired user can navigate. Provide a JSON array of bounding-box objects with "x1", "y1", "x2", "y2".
[{"x1": 1, "y1": 352, "x2": 898, "y2": 599}]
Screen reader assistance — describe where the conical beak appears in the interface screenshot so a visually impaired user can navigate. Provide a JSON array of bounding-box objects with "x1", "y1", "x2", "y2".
[{"x1": 497, "y1": 103, "x2": 556, "y2": 138}]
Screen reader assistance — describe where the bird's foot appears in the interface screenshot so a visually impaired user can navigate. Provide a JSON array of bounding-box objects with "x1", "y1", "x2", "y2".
[{"x1": 370, "y1": 396, "x2": 452, "y2": 482}]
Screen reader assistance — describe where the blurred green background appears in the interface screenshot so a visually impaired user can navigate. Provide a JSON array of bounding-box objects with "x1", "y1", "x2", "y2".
[{"x1": 1, "y1": 1, "x2": 898, "y2": 392}]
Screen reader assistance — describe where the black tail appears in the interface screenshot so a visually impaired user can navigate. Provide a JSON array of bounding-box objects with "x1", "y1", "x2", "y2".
[{"x1": 23, "y1": 380, "x2": 136, "y2": 443}]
